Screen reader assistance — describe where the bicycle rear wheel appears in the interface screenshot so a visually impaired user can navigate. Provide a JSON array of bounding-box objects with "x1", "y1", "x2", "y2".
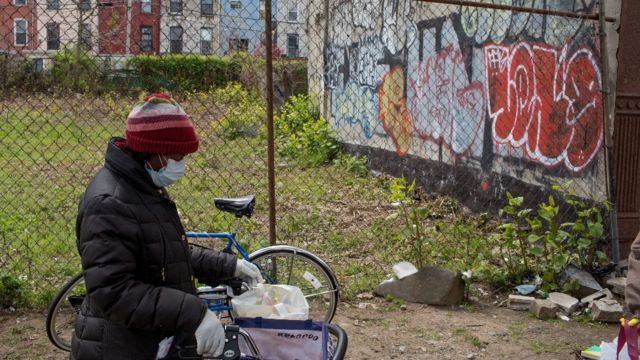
[
  {"x1": 46, "y1": 272, "x2": 85, "y2": 352},
  {"x1": 249, "y1": 245, "x2": 339, "y2": 323}
]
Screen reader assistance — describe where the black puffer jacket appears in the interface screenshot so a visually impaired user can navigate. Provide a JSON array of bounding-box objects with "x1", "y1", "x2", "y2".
[{"x1": 71, "y1": 138, "x2": 237, "y2": 360}]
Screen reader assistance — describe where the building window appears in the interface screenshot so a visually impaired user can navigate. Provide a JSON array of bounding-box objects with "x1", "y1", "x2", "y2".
[
  {"x1": 141, "y1": 0, "x2": 151, "y2": 13},
  {"x1": 228, "y1": 38, "x2": 248, "y2": 52},
  {"x1": 33, "y1": 58, "x2": 44, "y2": 72},
  {"x1": 287, "y1": 33, "x2": 299, "y2": 58},
  {"x1": 288, "y1": 8, "x2": 297, "y2": 21},
  {"x1": 47, "y1": 0, "x2": 60, "y2": 10},
  {"x1": 13, "y1": 0, "x2": 26, "y2": 6},
  {"x1": 14, "y1": 19, "x2": 27, "y2": 46},
  {"x1": 78, "y1": 0, "x2": 91, "y2": 11},
  {"x1": 47, "y1": 22, "x2": 60, "y2": 50},
  {"x1": 230, "y1": 0, "x2": 240, "y2": 10},
  {"x1": 140, "y1": 25, "x2": 152, "y2": 52},
  {"x1": 170, "y1": 26, "x2": 182, "y2": 53},
  {"x1": 169, "y1": 0, "x2": 182, "y2": 13},
  {"x1": 201, "y1": 0, "x2": 213, "y2": 16},
  {"x1": 80, "y1": 23, "x2": 92, "y2": 50},
  {"x1": 200, "y1": 27, "x2": 212, "y2": 54}
]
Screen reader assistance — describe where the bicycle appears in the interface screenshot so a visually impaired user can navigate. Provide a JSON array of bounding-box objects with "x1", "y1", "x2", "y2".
[{"x1": 46, "y1": 195, "x2": 340, "y2": 352}]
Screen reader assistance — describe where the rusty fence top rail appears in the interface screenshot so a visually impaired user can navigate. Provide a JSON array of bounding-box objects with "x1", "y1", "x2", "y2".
[{"x1": 414, "y1": 0, "x2": 617, "y2": 22}]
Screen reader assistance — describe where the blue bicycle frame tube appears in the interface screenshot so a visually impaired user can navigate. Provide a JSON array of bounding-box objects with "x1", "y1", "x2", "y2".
[{"x1": 185, "y1": 231, "x2": 252, "y2": 260}]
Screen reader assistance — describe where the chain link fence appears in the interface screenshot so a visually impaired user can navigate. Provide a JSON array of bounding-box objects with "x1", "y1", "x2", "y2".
[{"x1": 0, "y1": 0, "x2": 613, "y2": 304}]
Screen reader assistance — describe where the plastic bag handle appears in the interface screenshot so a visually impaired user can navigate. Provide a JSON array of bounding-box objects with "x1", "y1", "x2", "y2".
[{"x1": 617, "y1": 318, "x2": 640, "y2": 360}]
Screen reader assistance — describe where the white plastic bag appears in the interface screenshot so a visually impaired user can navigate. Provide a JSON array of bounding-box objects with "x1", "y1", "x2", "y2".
[
  {"x1": 600, "y1": 337, "x2": 636, "y2": 360},
  {"x1": 231, "y1": 284, "x2": 309, "y2": 320}
]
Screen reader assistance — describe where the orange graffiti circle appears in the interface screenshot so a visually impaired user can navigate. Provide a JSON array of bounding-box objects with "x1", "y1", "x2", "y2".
[{"x1": 379, "y1": 66, "x2": 412, "y2": 156}]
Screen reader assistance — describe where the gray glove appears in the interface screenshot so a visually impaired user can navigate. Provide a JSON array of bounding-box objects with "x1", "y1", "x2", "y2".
[{"x1": 194, "y1": 310, "x2": 225, "y2": 357}]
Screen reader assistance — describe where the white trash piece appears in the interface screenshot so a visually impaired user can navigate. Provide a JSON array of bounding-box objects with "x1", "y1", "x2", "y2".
[
  {"x1": 232, "y1": 284, "x2": 309, "y2": 320},
  {"x1": 600, "y1": 337, "x2": 633, "y2": 360},
  {"x1": 156, "y1": 336, "x2": 174, "y2": 359},
  {"x1": 393, "y1": 261, "x2": 418, "y2": 279}
]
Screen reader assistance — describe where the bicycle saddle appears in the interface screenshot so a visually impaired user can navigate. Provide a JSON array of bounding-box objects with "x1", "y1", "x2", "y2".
[{"x1": 214, "y1": 195, "x2": 256, "y2": 218}]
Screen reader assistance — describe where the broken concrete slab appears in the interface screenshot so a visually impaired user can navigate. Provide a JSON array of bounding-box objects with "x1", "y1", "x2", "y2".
[
  {"x1": 606, "y1": 277, "x2": 627, "y2": 296},
  {"x1": 580, "y1": 288, "x2": 614, "y2": 305},
  {"x1": 558, "y1": 264, "x2": 603, "y2": 298},
  {"x1": 508, "y1": 295, "x2": 536, "y2": 311},
  {"x1": 374, "y1": 266, "x2": 464, "y2": 305},
  {"x1": 529, "y1": 299, "x2": 558, "y2": 319},
  {"x1": 548, "y1": 292, "x2": 580, "y2": 314},
  {"x1": 591, "y1": 299, "x2": 623, "y2": 323}
]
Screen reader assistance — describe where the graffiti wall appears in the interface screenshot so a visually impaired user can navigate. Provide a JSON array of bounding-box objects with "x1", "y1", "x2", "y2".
[{"x1": 314, "y1": 0, "x2": 608, "y2": 203}]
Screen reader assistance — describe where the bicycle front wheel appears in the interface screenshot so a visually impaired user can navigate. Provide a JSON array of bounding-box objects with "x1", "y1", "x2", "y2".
[
  {"x1": 46, "y1": 272, "x2": 85, "y2": 352},
  {"x1": 249, "y1": 245, "x2": 339, "y2": 323}
]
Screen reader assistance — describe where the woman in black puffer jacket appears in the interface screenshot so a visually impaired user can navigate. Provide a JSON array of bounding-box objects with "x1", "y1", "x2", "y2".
[{"x1": 71, "y1": 94, "x2": 262, "y2": 360}]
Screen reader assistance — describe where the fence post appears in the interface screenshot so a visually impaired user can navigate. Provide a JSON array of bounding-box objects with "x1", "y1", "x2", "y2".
[
  {"x1": 599, "y1": 0, "x2": 620, "y2": 267},
  {"x1": 265, "y1": 0, "x2": 276, "y2": 246}
]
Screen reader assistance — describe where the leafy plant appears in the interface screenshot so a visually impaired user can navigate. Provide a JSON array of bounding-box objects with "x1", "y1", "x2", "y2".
[
  {"x1": 0, "y1": 273, "x2": 27, "y2": 308},
  {"x1": 212, "y1": 83, "x2": 266, "y2": 139},
  {"x1": 333, "y1": 153, "x2": 368, "y2": 177},
  {"x1": 52, "y1": 48, "x2": 100, "y2": 93},
  {"x1": 385, "y1": 177, "x2": 432, "y2": 268},
  {"x1": 494, "y1": 185, "x2": 610, "y2": 291},
  {"x1": 275, "y1": 95, "x2": 340, "y2": 166}
]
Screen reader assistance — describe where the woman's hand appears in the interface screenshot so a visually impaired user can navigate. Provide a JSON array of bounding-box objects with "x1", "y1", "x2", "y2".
[
  {"x1": 234, "y1": 259, "x2": 264, "y2": 287},
  {"x1": 195, "y1": 310, "x2": 225, "y2": 357}
]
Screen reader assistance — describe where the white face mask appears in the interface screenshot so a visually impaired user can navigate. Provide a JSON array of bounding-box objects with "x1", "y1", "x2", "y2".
[{"x1": 146, "y1": 155, "x2": 186, "y2": 188}]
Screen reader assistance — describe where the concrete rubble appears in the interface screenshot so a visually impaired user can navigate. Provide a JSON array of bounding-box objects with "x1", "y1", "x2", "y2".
[
  {"x1": 580, "y1": 288, "x2": 614, "y2": 306},
  {"x1": 374, "y1": 266, "x2": 464, "y2": 305},
  {"x1": 507, "y1": 295, "x2": 535, "y2": 311},
  {"x1": 591, "y1": 298, "x2": 623, "y2": 323},
  {"x1": 529, "y1": 299, "x2": 558, "y2": 319},
  {"x1": 606, "y1": 277, "x2": 627, "y2": 296},
  {"x1": 548, "y1": 292, "x2": 580, "y2": 314},
  {"x1": 558, "y1": 264, "x2": 604, "y2": 298}
]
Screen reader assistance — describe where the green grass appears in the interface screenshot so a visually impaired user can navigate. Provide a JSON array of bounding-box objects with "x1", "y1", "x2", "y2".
[{"x1": 0, "y1": 94, "x2": 399, "y2": 307}]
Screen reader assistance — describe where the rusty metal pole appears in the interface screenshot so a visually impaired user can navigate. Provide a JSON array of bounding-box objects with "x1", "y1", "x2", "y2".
[
  {"x1": 265, "y1": 0, "x2": 276, "y2": 246},
  {"x1": 598, "y1": 0, "x2": 620, "y2": 267},
  {"x1": 413, "y1": 0, "x2": 617, "y2": 22}
]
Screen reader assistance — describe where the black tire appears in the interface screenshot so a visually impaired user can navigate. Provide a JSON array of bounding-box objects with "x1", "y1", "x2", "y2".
[
  {"x1": 46, "y1": 272, "x2": 85, "y2": 352},
  {"x1": 249, "y1": 245, "x2": 339, "y2": 323}
]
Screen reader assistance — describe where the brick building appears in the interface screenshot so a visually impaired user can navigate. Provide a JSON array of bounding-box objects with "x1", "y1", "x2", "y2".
[
  {"x1": 0, "y1": 0, "x2": 38, "y2": 53},
  {"x1": 98, "y1": 0, "x2": 161, "y2": 56}
]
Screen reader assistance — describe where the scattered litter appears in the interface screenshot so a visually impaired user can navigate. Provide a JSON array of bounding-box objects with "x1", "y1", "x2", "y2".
[
  {"x1": 556, "y1": 312, "x2": 570, "y2": 322},
  {"x1": 515, "y1": 284, "x2": 536, "y2": 295},
  {"x1": 356, "y1": 293, "x2": 374, "y2": 300},
  {"x1": 393, "y1": 261, "x2": 418, "y2": 279},
  {"x1": 580, "y1": 344, "x2": 600, "y2": 360}
]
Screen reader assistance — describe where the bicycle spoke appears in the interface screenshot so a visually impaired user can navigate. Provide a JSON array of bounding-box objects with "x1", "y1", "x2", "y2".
[{"x1": 304, "y1": 289, "x2": 338, "y2": 298}]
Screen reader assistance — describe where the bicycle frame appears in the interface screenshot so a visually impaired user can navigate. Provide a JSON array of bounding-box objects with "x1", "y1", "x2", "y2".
[
  {"x1": 185, "y1": 218, "x2": 251, "y2": 260},
  {"x1": 186, "y1": 218, "x2": 257, "y2": 314}
]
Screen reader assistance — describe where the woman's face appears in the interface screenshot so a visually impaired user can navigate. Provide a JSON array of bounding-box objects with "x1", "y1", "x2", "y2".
[{"x1": 147, "y1": 153, "x2": 187, "y2": 170}]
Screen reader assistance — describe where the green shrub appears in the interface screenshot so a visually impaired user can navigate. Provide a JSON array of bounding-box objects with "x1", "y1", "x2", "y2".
[
  {"x1": 211, "y1": 83, "x2": 265, "y2": 139},
  {"x1": 275, "y1": 95, "x2": 340, "y2": 166},
  {"x1": 52, "y1": 49, "x2": 100, "y2": 93},
  {"x1": 127, "y1": 54, "x2": 241, "y2": 93},
  {"x1": 0, "y1": 273, "x2": 28, "y2": 308},
  {"x1": 494, "y1": 186, "x2": 610, "y2": 291}
]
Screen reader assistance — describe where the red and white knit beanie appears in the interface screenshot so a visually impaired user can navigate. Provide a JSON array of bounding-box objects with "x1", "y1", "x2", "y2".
[{"x1": 125, "y1": 93, "x2": 199, "y2": 154}]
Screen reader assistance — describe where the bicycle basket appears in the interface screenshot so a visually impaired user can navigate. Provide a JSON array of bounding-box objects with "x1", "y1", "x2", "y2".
[{"x1": 234, "y1": 317, "x2": 329, "y2": 360}]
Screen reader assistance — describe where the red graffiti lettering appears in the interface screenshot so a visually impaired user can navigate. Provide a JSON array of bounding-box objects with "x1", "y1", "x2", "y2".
[{"x1": 484, "y1": 42, "x2": 603, "y2": 172}]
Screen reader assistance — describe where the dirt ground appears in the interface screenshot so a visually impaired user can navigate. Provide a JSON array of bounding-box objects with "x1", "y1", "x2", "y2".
[{"x1": 0, "y1": 295, "x2": 618, "y2": 360}]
